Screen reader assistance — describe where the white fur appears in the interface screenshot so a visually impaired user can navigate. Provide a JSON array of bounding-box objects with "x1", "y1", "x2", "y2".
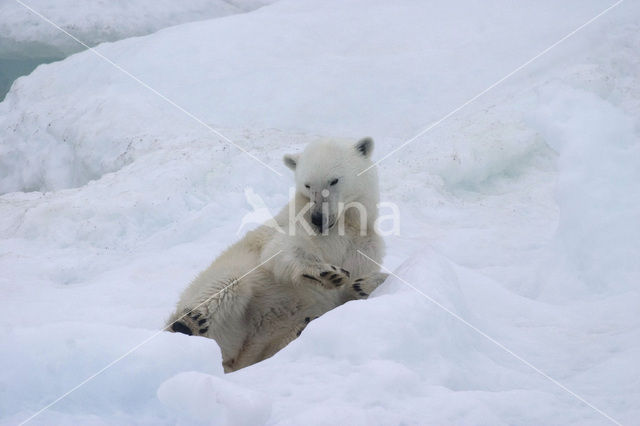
[{"x1": 166, "y1": 138, "x2": 386, "y2": 372}]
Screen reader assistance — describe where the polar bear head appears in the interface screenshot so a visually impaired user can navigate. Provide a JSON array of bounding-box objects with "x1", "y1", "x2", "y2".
[{"x1": 283, "y1": 137, "x2": 379, "y2": 233}]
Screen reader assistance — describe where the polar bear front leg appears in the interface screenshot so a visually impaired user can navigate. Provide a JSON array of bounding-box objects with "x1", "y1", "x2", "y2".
[
  {"x1": 350, "y1": 272, "x2": 389, "y2": 299},
  {"x1": 262, "y1": 239, "x2": 350, "y2": 290},
  {"x1": 300, "y1": 263, "x2": 351, "y2": 289}
]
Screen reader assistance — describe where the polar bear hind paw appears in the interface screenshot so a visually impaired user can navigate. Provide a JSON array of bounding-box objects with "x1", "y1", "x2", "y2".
[
  {"x1": 170, "y1": 309, "x2": 209, "y2": 336},
  {"x1": 295, "y1": 315, "x2": 318, "y2": 337}
]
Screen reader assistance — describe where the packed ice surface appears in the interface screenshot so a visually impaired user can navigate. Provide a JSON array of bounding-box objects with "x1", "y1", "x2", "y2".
[{"x1": 1, "y1": 0, "x2": 639, "y2": 424}]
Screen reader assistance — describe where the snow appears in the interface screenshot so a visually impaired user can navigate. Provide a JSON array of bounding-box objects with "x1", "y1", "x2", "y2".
[
  {"x1": 157, "y1": 372, "x2": 272, "y2": 425},
  {"x1": 0, "y1": 0, "x2": 278, "y2": 56},
  {"x1": 1, "y1": 0, "x2": 639, "y2": 424},
  {"x1": 0, "y1": 0, "x2": 275, "y2": 98}
]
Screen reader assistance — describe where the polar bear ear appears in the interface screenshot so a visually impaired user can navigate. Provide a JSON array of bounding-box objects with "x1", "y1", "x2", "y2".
[
  {"x1": 355, "y1": 137, "x2": 374, "y2": 158},
  {"x1": 283, "y1": 153, "x2": 299, "y2": 170}
]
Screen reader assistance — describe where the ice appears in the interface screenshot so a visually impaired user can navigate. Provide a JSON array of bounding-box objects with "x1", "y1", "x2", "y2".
[
  {"x1": 530, "y1": 84, "x2": 640, "y2": 296},
  {"x1": 0, "y1": 0, "x2": 276, "y2": 98},
  {"x1": 0, "y1": 0, "x2": 618, "y2": 193},
  {"x1": 1, "y1": 0, "x2": 639, "y2": 424}
]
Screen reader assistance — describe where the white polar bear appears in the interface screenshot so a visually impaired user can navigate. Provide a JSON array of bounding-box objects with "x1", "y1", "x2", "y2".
[{"x1": 166, "y1": 138, "x2": 387, "y2": 372}]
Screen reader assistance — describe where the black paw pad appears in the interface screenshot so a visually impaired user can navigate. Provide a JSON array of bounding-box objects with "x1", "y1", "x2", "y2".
[
  {"x1": 171, "y1": 321, "x2": 193, "y2": 336},
  {"x1": 199, "y1": 327, "x2": 209, "y2": 334}
]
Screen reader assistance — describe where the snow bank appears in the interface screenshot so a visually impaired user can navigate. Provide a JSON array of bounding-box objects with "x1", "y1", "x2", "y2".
[
  {"x1": 531, "y1": 84, "x2": 640, "y2": 297},
  {"x1": 0, "y1": 0, "x2": 615, "y2": 193},
  {"x1": 0, "y1": 0, "x2": 276, "y2": 98},
  {"x1": 1, "y1": 0, "x2": 639, "y2": 424},
  {"x1": 0, "y1": 0, "x2": 273, "y2": 59}
]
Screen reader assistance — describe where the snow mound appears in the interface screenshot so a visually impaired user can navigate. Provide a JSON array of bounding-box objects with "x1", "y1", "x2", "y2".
[{"x1": 530, "y1": 83, "x2": 640, "y2": 297}]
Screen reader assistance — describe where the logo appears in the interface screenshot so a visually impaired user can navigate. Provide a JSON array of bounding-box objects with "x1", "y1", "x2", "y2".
[{"x1": 237, "y1": 187, "x2": 400, "y2": 237}]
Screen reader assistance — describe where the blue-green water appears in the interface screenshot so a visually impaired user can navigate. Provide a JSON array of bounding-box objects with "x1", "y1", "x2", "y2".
[{"x1": 0, "y1": 55, "x2": 61, "y2": 101}]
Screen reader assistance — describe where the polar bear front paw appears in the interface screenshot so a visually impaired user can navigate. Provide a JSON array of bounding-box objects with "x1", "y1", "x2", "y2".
[
  {"x1": 351, "y1": 272, "x2": 389, "y2": 299},
  {"x1": 169, "y1": 309, "x2": 210, "y2": 336},
  {"x1": 301, "y1": 264, "x2": 350, "y2": 289}
]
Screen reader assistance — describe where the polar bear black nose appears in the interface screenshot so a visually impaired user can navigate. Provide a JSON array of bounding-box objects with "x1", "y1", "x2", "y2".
[{"x1": 311, "y1": 212, "x2": 323, "y2": 228}]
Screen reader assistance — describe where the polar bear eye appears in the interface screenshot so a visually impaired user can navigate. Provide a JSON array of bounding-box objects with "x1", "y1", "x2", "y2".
[
  {"x1": 330, "y1": 178, "x2": 339, "y2": 186},
  {"x1": 305, "y1": 184, "x2": 310, "y2": 189}
]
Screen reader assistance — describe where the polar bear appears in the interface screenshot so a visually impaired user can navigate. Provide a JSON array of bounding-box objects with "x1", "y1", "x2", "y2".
[{"x1": 166, "y1": 137, "x2": 387, "y2": 372}]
